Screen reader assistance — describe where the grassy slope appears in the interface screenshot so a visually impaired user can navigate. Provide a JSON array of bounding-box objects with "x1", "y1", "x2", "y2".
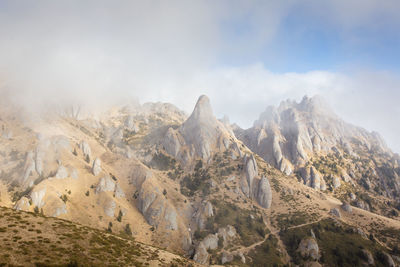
[{"x1": 0, "y1": 206, "x2": 198, "y2": 267}]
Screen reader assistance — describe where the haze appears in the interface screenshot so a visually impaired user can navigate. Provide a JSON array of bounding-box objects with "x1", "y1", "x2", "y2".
[{"x1": 0, "y1": 1, "x2": 399, "y2": 152}]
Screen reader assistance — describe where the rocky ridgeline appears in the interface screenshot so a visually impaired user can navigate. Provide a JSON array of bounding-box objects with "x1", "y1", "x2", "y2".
[{"x1": 235, "y1": 95, "x2": 400, "y2": 204}]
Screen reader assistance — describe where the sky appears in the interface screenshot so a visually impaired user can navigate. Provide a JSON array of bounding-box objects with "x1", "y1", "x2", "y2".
[{"x1": 0, "y1": 1, "x2": 399, "y2": 152}]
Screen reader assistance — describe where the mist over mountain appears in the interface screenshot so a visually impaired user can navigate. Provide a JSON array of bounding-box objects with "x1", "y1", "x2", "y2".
[{"x1": 0, "y1": 1, "x2": 400, "y2": 266}]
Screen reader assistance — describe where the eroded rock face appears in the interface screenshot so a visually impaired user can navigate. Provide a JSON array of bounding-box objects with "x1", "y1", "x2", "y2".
[
  {"x1": 298, "y1": 237, "x2": 319, "y2": 260},
  {"x1": 92, "y1": 158, "x2": 102, "y2": 176}
]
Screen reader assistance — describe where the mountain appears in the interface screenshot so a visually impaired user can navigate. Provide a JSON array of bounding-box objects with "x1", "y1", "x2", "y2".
[
  {"x1": 235, "y1": 95, "x2": 400, "y2": 218},
  {"x1": 0, "y1": 95, "x2": 399, "y2": 266}
]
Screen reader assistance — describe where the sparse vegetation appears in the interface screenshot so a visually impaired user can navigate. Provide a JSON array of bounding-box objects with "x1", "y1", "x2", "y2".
[{"x1": 280, "y1": 218, "x2": 389, "y2": 266}]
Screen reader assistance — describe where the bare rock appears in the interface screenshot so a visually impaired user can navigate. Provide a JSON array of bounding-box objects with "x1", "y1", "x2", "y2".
[
  {"x1": 55, "y1": 165, "x2": 68, "y2": 179},
  {"x1": 256, "y1": 176, "x2": 272, "y2": 208},
  {"x1": 95, "y1": 176, "x2": 116, "y2": 193},
  {"x1": 114, "y1": 183, "x2": 125, "y2": 198},
  {"x1": 341, "y1": 202, "x2": 352, "y2": 213},
  {"x1": 362, "y1": 249, "x2": 374, "y2": 265},
  {"x1": 332, "y1": 176, "x2": 341, "y2": 189},
  {"x1": 221, "y1": 252, "x2": 234, "y2": 264},
  {"x1": 218, "y1": 225, "x2": 236, "y2": 247},
  {"x1": 104, "y1": 200, "x2": 116, "y2": 217},
  {"x1": 79, "y1": 141, "x2": 92, "y2": 159},
  {"x1": 14, "y1": 197, "x2": 30, "y2": 211},
  {"x1": 163, "y1": 128, "x2": 182, "y2": 157},
  {"x1": 193, "y1": 242, "x2": 209, "y2": 265},
  {"x1": 92, "y1": 158, "x2": 102, "y2": 176},
  {"x1": 383, "y1": 252, "x2": 395, "y2": 267},
  {"x1": 356, "y1": 200, "x2": 370, "y2": 211},
  {"x1": 30, "y1": 188, "x2": 46, "y2": 209},
  {"x1": 329, "y1": 208, "x2": 341, "y2": 218},
  {"x1": 69, "y1": 168, "x2": 79, "y2": 179},
  {"x1": 202, "y1": 234, "x2": 219, "y2": 250},
  {"x1": 164, "y1": 205, "x2": 178, "y2": 230},
  {"x1": 298, "y1": 237, "x2": 319, "y2": 260}
]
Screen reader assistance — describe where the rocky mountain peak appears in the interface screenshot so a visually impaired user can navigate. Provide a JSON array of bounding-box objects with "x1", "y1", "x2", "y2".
[
  {"x1": 187, "y1": 95, "x2": 214, "y2": 123},
  {"x1": 170, "y1": 95, "x2": 233, "y2": 161}
]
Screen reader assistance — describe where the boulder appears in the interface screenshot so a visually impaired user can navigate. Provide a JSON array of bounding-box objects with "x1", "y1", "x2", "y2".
[
  {"x1": 79, "y1": 141, "x2": 92, "y2": 159},
  {"x1": 193, "y1": 242, "x2": 209, "y2": 265},
  {"x1": 92, "y1": 158, "x2": 102, "y2": 176},
  {"x1": 362, "y1": 249, "x2": 374, "y2": 265},
  {"x1": 114, "y1": 184, "x2": 125, "y2": 198},
  {"x1": 104, "y1": 200, "x2": 116, "y2": 217},
  {"x1": 95, "y1": 176, "x2": 116, "y2": 193},
  {"x1": 383, "y1": 252, "x2": 395, "y2": 267},
  {"x1": 30, "y1": 188, "x2": 46, "y2": 209},
  {"x1": 310, "y1": 167, "x2": 321, "y2": 190},
  {"x1": 245, "y1": 154, "x2": 258, "y2": 192},
  {"x1": 202, "y1": 234, "x2": 219, "y2": 250},
  {"x1": 221, "y1": 252, "x2": 234, "y2": 264},
  {"x1": 341, "y1": 202, "x2": 352, "y2": 213},
  {"x1": 256, "y1": 176, "x2": 272, "y2": 208},
  {"x1": 332, "y1": 176, "x2": 341, "y2": 189},
  {"x1": 356, "y1": 200, "x2": 370, "y2": 211},
  {"x1": 298, "y1": 237, "x2": 319, "y2": 260},
  {"x1": 14, "y1": 197, "x2": 30, "y2": 211},
  {"x1": 55, "y1": 165, "x2": 68, "y2": 179},
  {"x1": 218, "y1": 225, "x2": 236, "y2": 247},
  {"x1": 329, "y1": 208, "x2": 341, "y2": 218},
  {"x1": 70, "y1": 168, "x2": 79, "y2": 179}
]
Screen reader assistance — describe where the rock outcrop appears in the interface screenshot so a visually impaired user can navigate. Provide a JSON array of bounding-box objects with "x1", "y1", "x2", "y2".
[
  {"x1": 92, "y1": 158, "x2": 102, "y2": 176},
  {"x1": 239, "y1": 154, "x2": 273, "y2": 208},
  {"x1": 298, "y1": 237, "x2": 319, "y2": 260},
  {"x1": 256, "y1": 176, "x2": 272, "y2": 209},
  {"x1": 14, "y1": 197, "x2": 30, "y2": 211},
  {"x1": 193, "y1": 242, "x2": 209, "y2": 265},
  {"x1": 79, "y1": 141, "x2": 92, "y2": 159}
]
